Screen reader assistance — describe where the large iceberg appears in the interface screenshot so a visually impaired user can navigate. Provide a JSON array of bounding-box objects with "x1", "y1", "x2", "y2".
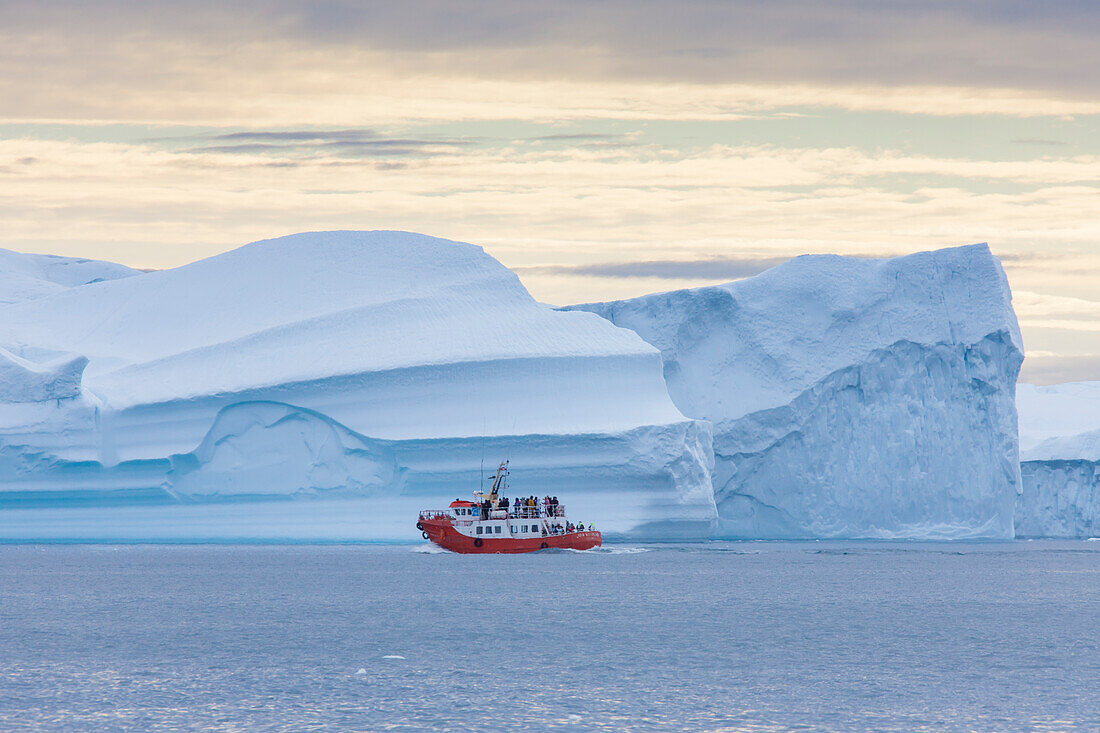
[
  {"x1": 1015, "y1": 382, "x2": 1100, "y2": 538},
  {"x1": 567, "y1": 244, "x2": 1024, "y2": 539},
  {"x1": 0, "y1": 231, "x2": 714, "y2": 541}
]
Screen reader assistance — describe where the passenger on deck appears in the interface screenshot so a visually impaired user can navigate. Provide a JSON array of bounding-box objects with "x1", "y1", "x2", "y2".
[{"x1": 577, "y1": 523, "x2": 585, "y2": 531}]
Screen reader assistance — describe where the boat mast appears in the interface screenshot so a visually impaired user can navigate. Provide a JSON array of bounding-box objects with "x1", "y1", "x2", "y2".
[{"x1": 483, "y1": 460, "x2": 508, "y2": 506}]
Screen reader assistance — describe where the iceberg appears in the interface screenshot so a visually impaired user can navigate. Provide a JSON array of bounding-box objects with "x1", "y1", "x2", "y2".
[
  {"x1": 0, "y1": 231, "x2": 714, "y2": 542},
  {"x1": 1015, "y1": 382, "x2": 1100, "y2": 538},
  {"x1": 0, "y1": 247, "x2": 139, "y2": 305},
  {"x1": 567, "y1": 244, "x2": 1024, "y2": 539}
]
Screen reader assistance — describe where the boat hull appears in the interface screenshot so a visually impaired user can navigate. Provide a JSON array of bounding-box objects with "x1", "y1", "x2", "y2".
[{"x1": 418, "y1": 516, "x2": 601, "y2": 554}]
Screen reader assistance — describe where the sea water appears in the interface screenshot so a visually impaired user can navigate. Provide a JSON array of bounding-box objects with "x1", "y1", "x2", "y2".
[{"x1": 1, "y1": 541, "x2": 1097, "y2": 732}]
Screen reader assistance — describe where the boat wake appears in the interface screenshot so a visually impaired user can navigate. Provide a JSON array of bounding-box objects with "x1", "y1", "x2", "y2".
[
  {"x1": 552, "y1": 546, "x2": 649, "y2": 555},
  {"x1": 410, "y1": 544, "x2": 448, "y2": 554}
]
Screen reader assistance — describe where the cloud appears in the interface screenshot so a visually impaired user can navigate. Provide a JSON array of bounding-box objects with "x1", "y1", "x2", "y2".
[
  {"x1": 2, "y1": 2, "x2": 1100, "y2": 127},
  {"x1": 518, "y1": 256, "x2": 792, "y2": 280},
  {"x1": 1013, "y1": 290, "x2": 1100, "y2": 331},
  {"x1": 186, "y1": 140, "x2": 472, "y2": 158},
  {"x1": 4, "y1": 136, "x2": 1100, "y2": 266},
  {"x1": 209, "y1": 129, "x2": 380, "y2": 143},
  {"x1": 4, "y1": 54, "x2": 1100, "y2": 127},
  {"x1": 997, "y1": 252, "x2": 1075, "y2": 263},
  {"x1": 169, "y1": 129, "x2": 478, "y2": 158},
  {"x1": 4, "y1": 1, "x2": 1098, "y2": 93},
  {"x1": 1020, "y1": 353, "x2": 1100, "y2": 386},
  {"x1": 1011, "y1": 138, "x2": 1069, "y2": 147},
  {"x1": 531, "y1": 133, "x2": 625, "y2": 142}
]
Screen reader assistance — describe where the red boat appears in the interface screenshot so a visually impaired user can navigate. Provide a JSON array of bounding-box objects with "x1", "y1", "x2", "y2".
[{"x1": 416, "y1": 461, "x2": 602, "y2": 554}]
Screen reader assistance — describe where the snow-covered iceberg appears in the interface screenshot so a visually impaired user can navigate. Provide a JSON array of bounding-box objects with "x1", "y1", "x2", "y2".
[
  {"x1": 567, "y1": 244, "x2": 1024, "y2": 539},
  {"x1": 0, "y1": 231, "x2": 714, "y2": 541},
  {"x1": 1015, "y1": 382, "x2": 1100, "y2": 538},
  {"x1": 0, "y1": 247, "x2": 139, "y2": 305}
]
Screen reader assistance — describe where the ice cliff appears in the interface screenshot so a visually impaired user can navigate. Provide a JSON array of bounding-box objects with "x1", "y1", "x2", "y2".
[
  {"x1": 1015, "y1": 382, "x2": 1100, "y2": 538},
  {"x1": 0, "y1": 231, "x2": 714, "y2": 541},
  {"x1": 567, "y1": 244, "x2": 1024, "y2": 539}
]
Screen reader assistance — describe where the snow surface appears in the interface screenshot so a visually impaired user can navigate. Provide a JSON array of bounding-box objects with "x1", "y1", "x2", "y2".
[
  {"x1": 0, "y1": 232, "x2": 714, "y2": 541},
  {"x1": 1015, "y1": 382, "x2": 1100, "y2": 537},
  {"x1": 0, "y1": 247, "x2": 139, "y2": 305},
  {"x1": 568, "y1": 244, "x2": 1024, "y2": 539}
]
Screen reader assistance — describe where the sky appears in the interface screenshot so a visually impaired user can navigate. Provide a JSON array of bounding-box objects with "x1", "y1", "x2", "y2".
[{"x1": 0, "y1": 0, "x2": 1098, "y2": 384}]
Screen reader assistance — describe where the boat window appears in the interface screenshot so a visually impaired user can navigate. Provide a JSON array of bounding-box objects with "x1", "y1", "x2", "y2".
[
  {"x1": 495, "y1": 526, "x2": 502, "y2": 534},
  {"x1": 476, "y1": 526, "x2": 483, "y2": 534}
]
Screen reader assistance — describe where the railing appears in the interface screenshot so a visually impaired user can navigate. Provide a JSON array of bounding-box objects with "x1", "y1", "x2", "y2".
[
  {"x1": 419, "y1": 508, "x2": 593, "y2": 533},
  {"x1": 509, "y1": 504, "x2": 566, "y2": 518},
  {"x1": 419, "y1": 510, "x2": 453, "y2": 519},
  {"x1": 420, "y1": 505, "x2": 567, "y2": 521}
]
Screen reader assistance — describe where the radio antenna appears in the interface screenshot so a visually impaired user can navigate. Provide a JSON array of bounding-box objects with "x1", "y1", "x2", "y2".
[
  {"x1": 479, "y1": 415, "x2": 486, "y2": 492},
  {"x1": 507, "y1": 417, "x2": 517, "y2": 465}
]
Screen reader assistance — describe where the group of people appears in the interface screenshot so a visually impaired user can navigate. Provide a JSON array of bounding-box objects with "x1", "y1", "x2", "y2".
[
  {"x1": 473, "y1": 494, "x2": 591, "y2": 532},
  {"x1": 492, "y1": 495, "x2": 562, "y2": 518},
  {"x1": 546, "y1": 521, "x2": 587, "y2": 534}
]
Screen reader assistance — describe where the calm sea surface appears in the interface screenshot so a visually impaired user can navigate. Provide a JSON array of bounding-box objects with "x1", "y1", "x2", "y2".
[{"x1": 0, "y1": 542, "x2": 1097, "y2": 732}]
